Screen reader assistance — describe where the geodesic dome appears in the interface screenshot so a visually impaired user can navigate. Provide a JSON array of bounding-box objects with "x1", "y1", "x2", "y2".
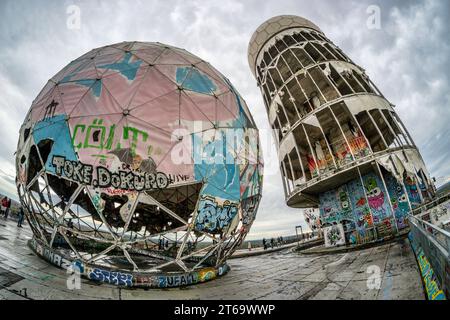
[{"x1": 15, "y1": 41, "x2": 263, "y2": 288}]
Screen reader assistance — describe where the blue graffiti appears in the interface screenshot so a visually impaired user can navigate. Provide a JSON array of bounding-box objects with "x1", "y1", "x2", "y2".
[
  {"x1": 60, "y1": 52, "x2": 142, "y2": 97},
  {"x1": 32, "y1": 114, "x2": 78, "y2": 174},
  {"x1": 384, "y1": 173, "x2": 409, "y2": 229},
  {"x1": 97, "y1": 52, "x2": 142, "y2": 81},
  {"x1": 176, "y1": 67, "x2": 217, "y2": 94},
  {"x1": 195, "y1": 197, "x2": 238, "y2": 232},
  {"x1": 193, "y1": 130, "x2": 240, "y2": 201},
  {"x1": 88, "y1": 268, "x2": 133, "y2": 287}
]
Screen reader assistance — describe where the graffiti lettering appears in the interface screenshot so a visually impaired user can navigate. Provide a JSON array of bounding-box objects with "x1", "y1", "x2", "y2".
[
  {"x1": 409, "y1": 234, "x2": 446, "y2": 300},
  {"x1": 195, "y1": 196, "x2": 238, "y2": 232},
  {"x1": 29, "y1": 238, "x2": 72, "y2": 270},
  {"x1": 72, "y1": 118, "x2": 150, "y2": 156},
  {"x1": 88, "y1": 268, "x2": 133, "y2": 287},
  {"x1": 52, "y1": 155, "x2": 169, "y2": 191},
  {"x1": 159, "y1": 274, "x2": 197, "y2": 288}
]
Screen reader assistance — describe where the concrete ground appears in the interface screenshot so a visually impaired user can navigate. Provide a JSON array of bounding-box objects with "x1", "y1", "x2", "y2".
[{"x1": 0, "y1": 217, "x2": 425, "y2": 300}]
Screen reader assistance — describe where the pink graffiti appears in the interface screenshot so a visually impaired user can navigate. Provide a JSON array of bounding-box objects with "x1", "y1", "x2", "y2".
[{"x1": 368, "y1": 188, "x2": 384, "y2": 210}]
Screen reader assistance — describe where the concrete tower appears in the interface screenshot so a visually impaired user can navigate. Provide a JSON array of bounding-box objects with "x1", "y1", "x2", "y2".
[{"x1": 248, "y1": 15, "x2": 435, "y2": 245}]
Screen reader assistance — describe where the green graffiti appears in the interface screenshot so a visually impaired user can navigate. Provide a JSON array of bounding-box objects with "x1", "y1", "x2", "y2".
[
  {"x1": 72, "y1": 119, "x2": 151, "y2": 155},
  {"x1": 123, "y1": 126, "x2": 148, "y2": 156}
]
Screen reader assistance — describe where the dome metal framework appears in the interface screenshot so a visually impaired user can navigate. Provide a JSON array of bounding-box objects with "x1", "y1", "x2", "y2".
[{"x1": 16, "y1": 42, "x2": 263, "y2": 288}]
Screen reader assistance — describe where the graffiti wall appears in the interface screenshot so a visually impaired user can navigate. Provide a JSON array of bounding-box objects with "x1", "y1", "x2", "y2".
[
  {"x1": 361, "y1": 172, "x2": 392, "y2": 226},
  {"x1": 318, "y1": 168, "x2": 423, "y2": 244},
  {"x1": 404, "y1": 174, "x2": 422, "y2": 208},
  {"x1": 383, "y1": 171, "x2": 409, "y2": 230},
  {"x1": 29, "y1": 238, "x2": 230, "y2": 288},
  {"x1": 408, "y1": 234, "x2": 446, "y2": 300}
]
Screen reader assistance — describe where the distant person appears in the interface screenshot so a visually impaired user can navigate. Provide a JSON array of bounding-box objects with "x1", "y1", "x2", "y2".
[
  {"x1": 17, "y1": 207, "x2": 25, "y2": 227},
  {"x1": 280, "y1": 236, "x2": 284, "y2": 245},
  {"x1": 66, "y1": 219, "x2": 74, "y2": 237},
  {"x1": 270, "y1": 238, "x2": 274, "y2": 249},
  {"x1": 3, "y1": 197, "x2": 11, "y2": 219},
  {"x1": 262, "y1": 238, "x2": 267, "y2": 250},
  {"x1": 247, "y1": 241, "x2": 252, "y2": 251},
  {"x1": 0, "y1": 197, "x2": 5, "y2": 216}
]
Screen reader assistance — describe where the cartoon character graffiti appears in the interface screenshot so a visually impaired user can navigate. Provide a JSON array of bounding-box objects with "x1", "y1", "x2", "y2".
[{"x1": 365, "y1": 176, "x2": 386, "y2": 217}]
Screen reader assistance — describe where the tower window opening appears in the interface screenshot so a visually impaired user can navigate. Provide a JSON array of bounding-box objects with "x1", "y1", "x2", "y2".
[
  {"x1": 316, "y1": 107, "x2": 354, "y2": 168},
  {"x1": 355, "y1": 111, "x2": 387, "y2": 152},
  {"x1": 309, "y1": 66, "x2": 340, "y2": 102},
  {"x1": 301, "y1": 31, "x2": 315, "y2": 41},
  {"x1": 292, "y1": 32, "x2": 307, "y2": 43},
  {"x1": 275, "y1": 38, "x2": 288, "y2": 52},
  {"x1": 314, "y1": 42, "x2": 335, "y2": 60},
  {"x1": 286, "y1": 78, "x2": 312, "y2": 118},
  {"x1": 328, "y1": 65, "x2": 353, "y2": 96},
  {"x1": 268, "y1": 66, "x2": 283, "y2": 88},
  {"x1": 276, "y1": 56, "x2": 292, "y2": 82},
  {"x1": 282, "y1": 50, "x2": 303, "y2": 75},
  {"x1": 381, "y1": 110, "x2": 410, "y2": 147},
  {"x1": 304, "y1": 42, "x2": 325, "y2": 63},
  {"x1": 291, "y1": 47, "x2": 314, "y2": 69},
  {"x1": 332, "y1": 102, "x2": 371, "y2": 160},
  {"x1": 292, "y1": 125, "x2": 315, "y2": 181},
  {"x1": 282, "y1": 34, "x2": 297, "y2": 47},
  {"x1": 369, "y1": 109, "x2": 397, "y2": 148},
  {"x1": 268, "y1": 45, "x2": 279, "y2": 60}
]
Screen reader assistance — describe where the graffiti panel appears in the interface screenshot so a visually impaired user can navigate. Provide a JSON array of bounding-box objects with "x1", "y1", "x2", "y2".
[
  {"x1": 362, "y1": 171, "x2": 392, "y2": 226},
  {"x1": 404, "y1": 174, "x2": 422, "y2": 208},
  {"x1": 347, "y1": 178, "x2": 373, "y2": 231},
  {"x1": 383, "y1": 172, "x2": 409, "y2": 230},
  {"x1": 323, "y1": 224, "x2": 346, "y2": 247}
]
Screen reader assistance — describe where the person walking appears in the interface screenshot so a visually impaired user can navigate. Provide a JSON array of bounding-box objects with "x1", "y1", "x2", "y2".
[
  {"x1": 1, "y1": 197, "x2": 8, "y2": 218},
  {"x1": 270, "y1": 238, "x2": 274, "y2": 249},
  {"x1": 247, "y1": 241, "x2": 252, "y2": 251},
  {"x1": 4, "y1": 197, "x2": 11, "y2": 219},
  {"x1": 262, "y1": 238, "x2": 267, "y2": 250},
  {"x1": 17, "y1": 207, "x2": 25, "y2": 227}
]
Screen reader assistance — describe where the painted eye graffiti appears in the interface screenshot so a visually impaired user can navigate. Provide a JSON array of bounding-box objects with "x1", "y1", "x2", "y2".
[{"x1": 369, "y1": 187, "x2": 381, "y2": 197}]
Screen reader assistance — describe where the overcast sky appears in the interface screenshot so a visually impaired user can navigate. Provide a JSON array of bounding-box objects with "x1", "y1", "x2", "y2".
[{"x1": 0, "y1": 0, "x2": 449, "y2": 239}]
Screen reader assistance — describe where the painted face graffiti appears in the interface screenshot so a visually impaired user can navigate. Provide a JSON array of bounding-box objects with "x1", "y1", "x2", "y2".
[
  {"x1": 365, "y1": 177, "x2": 385, "y2": 211},
  {"x1": 367, "y1": 186, "x2": 384, "y2": 209}
]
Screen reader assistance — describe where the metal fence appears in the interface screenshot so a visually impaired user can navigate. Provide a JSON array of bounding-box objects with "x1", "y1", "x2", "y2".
[{"x1": 407, "y1": 205, "x2": 450, "y2": 299}]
